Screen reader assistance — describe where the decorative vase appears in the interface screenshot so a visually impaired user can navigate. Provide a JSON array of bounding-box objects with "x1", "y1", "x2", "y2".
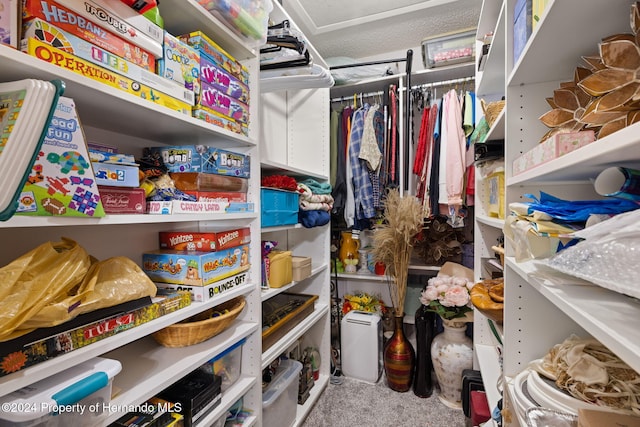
[
  {"x1": 413, "y1": 305, "x2": 436, "y2": 397},
  {"x1": 339, "y1": 231, "x2": 360, "y2": 265},
  {"x1": 384, "y1": 315, "x2": 415, "y2": 392},
  {"x1": 431, "y1": 317, "x2": 473, "y2": 408}
]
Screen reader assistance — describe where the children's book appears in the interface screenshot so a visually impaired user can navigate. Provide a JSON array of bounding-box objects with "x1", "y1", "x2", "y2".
[{"x1": 0, "y1": 79, "x2": 64, "y2": 221}]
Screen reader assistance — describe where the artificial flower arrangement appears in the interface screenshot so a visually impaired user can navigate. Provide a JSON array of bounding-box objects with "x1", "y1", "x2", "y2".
[
  {"x1": 419, "y1": 262, "x2": 475, "y2": 327},
  {"x1": 342, "y1": 292, "x2": 387, "y2": 316}
]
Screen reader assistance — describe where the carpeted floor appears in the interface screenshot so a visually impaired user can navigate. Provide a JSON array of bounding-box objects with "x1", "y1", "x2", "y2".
[{"x1": 301, "y1": 375, "x2": 467, "y2": 427}]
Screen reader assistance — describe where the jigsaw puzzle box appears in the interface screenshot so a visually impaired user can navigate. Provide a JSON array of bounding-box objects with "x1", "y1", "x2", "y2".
[{"x1": 16, "y1": 96, "x2": 106, "y2": 217}]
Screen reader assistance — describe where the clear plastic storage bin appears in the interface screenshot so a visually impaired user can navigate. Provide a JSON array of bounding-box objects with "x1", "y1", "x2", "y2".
[
  {"x1": 0, "y1": 357, "x2": 121, "y2": 427},
  {"x1": 262, "y1": 359, "x2": 303, "y2": 427},
  {"x1": 205, "y1": 337, "x2": 245, "y2": 392},
  {"x1": 422, "y1": 29, "x2": 475, "y2": 68}
]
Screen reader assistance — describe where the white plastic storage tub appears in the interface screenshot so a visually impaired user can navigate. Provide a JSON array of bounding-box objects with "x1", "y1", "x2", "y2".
[
  {"x1": 0, "y1": 357, "x2": 121, "y2": 427},
  {"x1": 262, "y1": 359, "x2": 302, "y2": 427}
]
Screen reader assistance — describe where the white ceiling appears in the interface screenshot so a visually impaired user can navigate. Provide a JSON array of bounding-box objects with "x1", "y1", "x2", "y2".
[{"x1": 279, "y1": 0, "x2": 482, "y2": 64}]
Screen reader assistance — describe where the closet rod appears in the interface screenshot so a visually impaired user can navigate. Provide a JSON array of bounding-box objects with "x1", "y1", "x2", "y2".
[
  {"x1": 329, "y1": 77, "x2": 475, "y2": 103},
  {"x1": 329, "y1": 57, "x2": 408, "y2": 70},
  {"x1": 330, "y1": 90, "x2": 385, "y2": 103},
  {"x1": 411, "y1": 76, "x2": 475, "y2": 90}
]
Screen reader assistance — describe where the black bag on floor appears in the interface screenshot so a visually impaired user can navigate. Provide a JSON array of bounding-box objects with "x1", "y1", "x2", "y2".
[{"x1": 461, "y1": 369, "x2": 484, "y2": 419}]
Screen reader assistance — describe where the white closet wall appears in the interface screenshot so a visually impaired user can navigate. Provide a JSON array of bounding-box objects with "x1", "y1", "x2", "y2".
[
  {"x1": 259, "y1": 3, "x2": 332, "y2": 425},
  {"x1": 475, "y1": 1, "x2": 640, "y2": 426}
]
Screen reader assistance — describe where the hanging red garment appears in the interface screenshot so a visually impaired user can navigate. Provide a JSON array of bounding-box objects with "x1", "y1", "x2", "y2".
[
  {"x1": 421, "y1": 102, "x2": 439, "y2": 215},
  {"x1": 390, "y1": 85, "x2": 397, "y2": 180},
  {"x1": 413, "y1": 106, "x2": 430, "y2": 176}
]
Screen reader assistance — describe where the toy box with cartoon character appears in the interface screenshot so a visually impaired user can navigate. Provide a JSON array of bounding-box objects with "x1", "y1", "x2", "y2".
[
  {"x1": 142, "y1": 244, "x2": 251, "y2": 286},
  {"x1": 159, "y1": 227, "x2": 251, "y2": 251},
  {"x1": 144, "y1": 145, "x2": 250, "y2": 177},
  {"x1": 16, "y1": 96, "x2": 106, "y2": 217},
  {"x1": 158, "y1": 31, "x2": 200, "y2": 94}
]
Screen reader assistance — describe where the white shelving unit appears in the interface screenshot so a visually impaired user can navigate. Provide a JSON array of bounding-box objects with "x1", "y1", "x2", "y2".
[
  {"x1": 473, "y1": 1, "x2": 506, "y2": 419},
  {"x1": 258, "y1": 3, "x2": 332, "y2": 426},
  {"x1": 476, "y1": 1, "x2": 640, "y2": 426},
  {"x1": 0, "y1": 1, "x2": 263, "y2": 425}
]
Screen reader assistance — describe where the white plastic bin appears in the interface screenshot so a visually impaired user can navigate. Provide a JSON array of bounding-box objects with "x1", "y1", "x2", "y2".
[
  {"x1": 0, "y1": 357, "x2": 122, "y2": 427},
  {"x1": 262, "y1": 359, "x2": 302, "y2": 427}
]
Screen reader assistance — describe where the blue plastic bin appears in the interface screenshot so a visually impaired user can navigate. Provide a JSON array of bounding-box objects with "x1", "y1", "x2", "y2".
[{"x1": 261, "y1": 188, "x2": 299, "y2": 227}]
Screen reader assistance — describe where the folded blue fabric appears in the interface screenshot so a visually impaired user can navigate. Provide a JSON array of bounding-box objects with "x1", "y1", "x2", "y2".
[
  {"x1": 299, "y1": 209, "x2": 330, "y2": 228},
  {"x1": 524, "y1": 192, "x2": 639, "y2": 222},
  {"x1": 300, "y1": 178, "x2": 333, "y2": 195}
]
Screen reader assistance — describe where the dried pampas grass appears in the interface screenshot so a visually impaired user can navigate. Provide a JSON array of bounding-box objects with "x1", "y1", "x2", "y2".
[{"x1": 372, "y1": 189, "x2": 424, "y2": 317}]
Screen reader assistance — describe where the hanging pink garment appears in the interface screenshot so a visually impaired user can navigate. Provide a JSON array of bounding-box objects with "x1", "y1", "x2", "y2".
[{"x1": 444, "y1": 89, "x2": 466, "y2": 208}]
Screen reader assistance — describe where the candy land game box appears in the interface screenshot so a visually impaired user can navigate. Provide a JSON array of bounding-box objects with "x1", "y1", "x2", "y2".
[{"x1": 16, "y1": 96, "x2": 106, "y2": 217}]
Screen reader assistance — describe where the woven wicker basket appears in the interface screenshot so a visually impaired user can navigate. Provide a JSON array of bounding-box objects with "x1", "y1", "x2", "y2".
[
  {"x1": 481, "y1": 99, "x2": 506, "y2": 127},
  {"x1": 152, "y1": 295, "x2": 246, "y2": 347}
]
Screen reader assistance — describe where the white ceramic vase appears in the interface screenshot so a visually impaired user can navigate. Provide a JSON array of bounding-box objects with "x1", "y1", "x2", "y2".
[{"x1": 431, "y1": 318, "x2": 473, "y2": 409}]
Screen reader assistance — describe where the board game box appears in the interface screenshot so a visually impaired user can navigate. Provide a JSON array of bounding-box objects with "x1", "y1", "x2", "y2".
[
  {"x1": 22, "y1": 19, "x2": 195, "y2": 105},
  {"x1": 197, "y1": 81, "x2": 249, "y2": 124},
  {"x1": 25, "y1": 0, "x2": 163, "y2": 58},
  {"x1": 24, "y1": 38, "x2": 191, "y2": 114},
  {"x1": 158, "y1": 31, "x2": 200, "y2": 94},
  {"x1": 155, "y1": 271, "x2": 250, "y2": 303},
  {"x1": 142, "y1": 245, "x2": 251, "y2": 286},
  {"x1": 144, "y1": 145, "x2": 250, "y2": 177},
  {"x1": 16, "y1": 96, "x2": 106, "y2": 217},
  {"x1": 180, "y1": 30, "x2": 249, "y2": 86},
  {"x1": 23, "y1": 0, "x2": 156, "y2": 70},
  {"x1": 0, "y1": 290, "x2": 191, "y2": 377},
  {"x1": 159, "y1": 227, "x2": 250, "y2": 251},
  {"x1": 192, "y1": 106, "x2": 248, "y2": 137}
]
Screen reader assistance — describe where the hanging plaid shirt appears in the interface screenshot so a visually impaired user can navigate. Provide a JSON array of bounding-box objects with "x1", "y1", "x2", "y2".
[
  {"x1": 348, "y1": 106, "x2": 376, "y2": 221},
  {"x1": 368, "y1": 107, "x2": 385, "y2": 209}
]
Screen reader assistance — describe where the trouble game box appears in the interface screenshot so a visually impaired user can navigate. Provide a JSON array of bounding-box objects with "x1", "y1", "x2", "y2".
[
  {"x1": 24, "y1": 0, "x2": 163, "y2": 58},
  {"x1": 16, "y1": 96, "x2": 106, "y2": 217},
  {"x1": 142, "y1": 244, "x2": 251, "y2": 286},
  {"x1": 22, "y1": 0, "x2": 156, "y2": 70}
]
